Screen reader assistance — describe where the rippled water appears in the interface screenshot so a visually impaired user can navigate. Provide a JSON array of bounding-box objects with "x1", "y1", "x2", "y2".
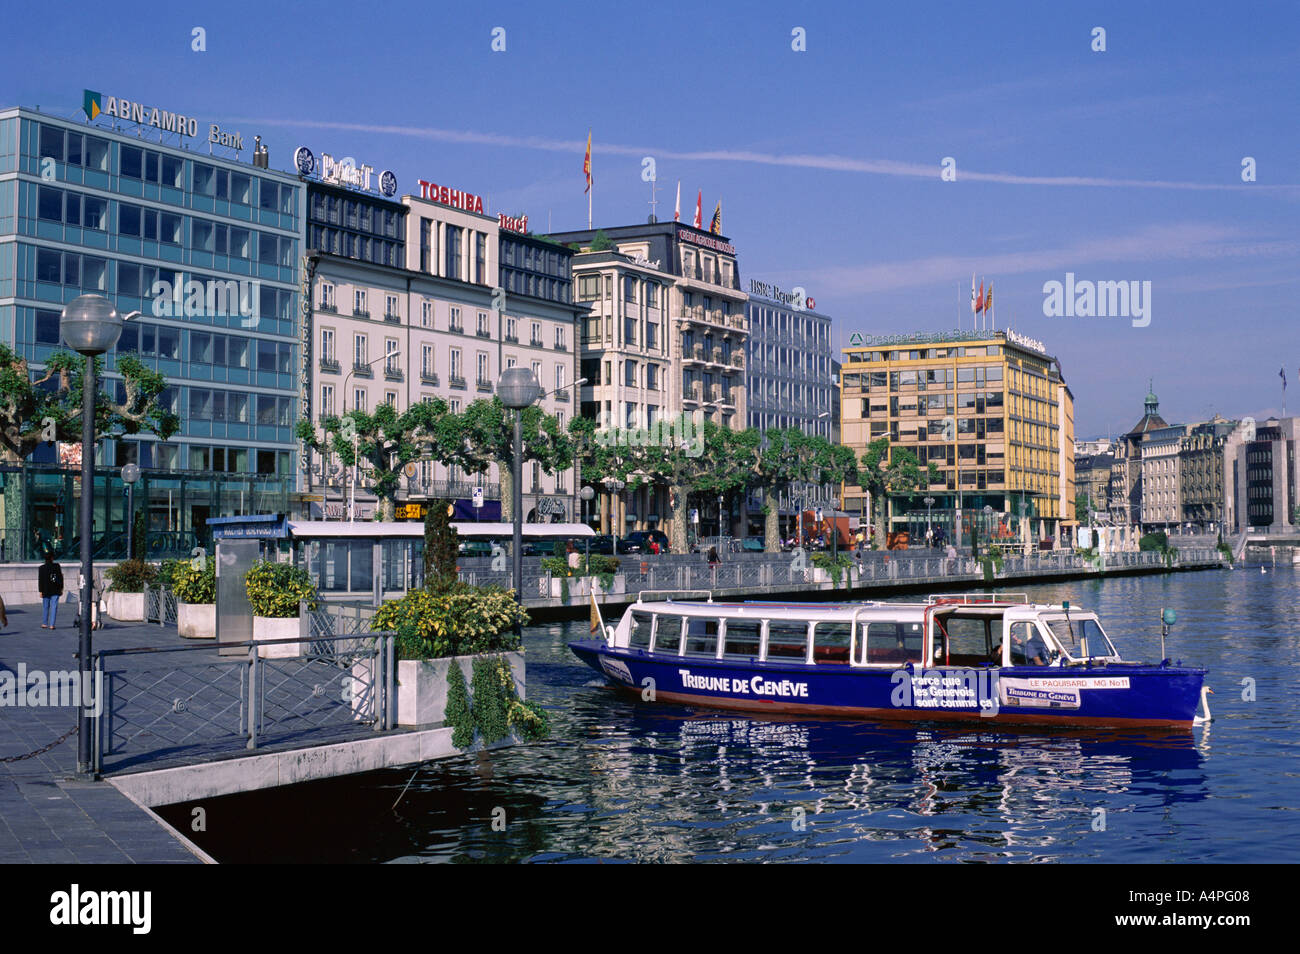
[{"x1": 166, "y1": 565, "x2": 1300, "y2": 863}]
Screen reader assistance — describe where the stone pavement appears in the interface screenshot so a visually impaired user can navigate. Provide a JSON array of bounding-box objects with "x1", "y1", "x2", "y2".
[{"x1": 0, "y1": 604, "x2": 201, "y2": 863}]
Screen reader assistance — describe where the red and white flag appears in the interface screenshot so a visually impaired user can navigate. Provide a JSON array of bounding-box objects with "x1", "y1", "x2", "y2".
[
  {"x1": 693, "y1": 190, "x2": 702, "y2": 229},
  {"x1": 976, "y1": 280, "x2": 985, "y2": 313}
]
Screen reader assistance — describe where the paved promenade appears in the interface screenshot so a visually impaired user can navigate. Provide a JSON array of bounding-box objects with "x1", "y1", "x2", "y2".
[{"x1": 0, "y1": 604, "x2": 202, "y2": 863}]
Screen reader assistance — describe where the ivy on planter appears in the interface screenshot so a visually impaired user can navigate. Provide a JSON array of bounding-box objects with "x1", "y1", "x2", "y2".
[
  {"x1": 444, "y1": 656, "x2": 549, "y2": 748},
  {"x1": 810, "y1": 552, "x2": 854, "y2": 587}
]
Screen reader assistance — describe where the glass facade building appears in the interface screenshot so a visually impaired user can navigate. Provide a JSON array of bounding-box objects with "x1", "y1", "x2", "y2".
[{"x1": 0, "y1": 106, "x2": 301, "y2": 559}]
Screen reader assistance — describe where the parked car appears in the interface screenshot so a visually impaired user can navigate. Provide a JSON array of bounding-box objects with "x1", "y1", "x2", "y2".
[
  {"x1": 588, "y1": 535, "x2": 615, "y2": 555},
  {"x1": 740, "y1": 536, "x2": 766, "y2": 552},
  {"x1": 625, "y1": 530, "x2": 670, "y2": 553}
]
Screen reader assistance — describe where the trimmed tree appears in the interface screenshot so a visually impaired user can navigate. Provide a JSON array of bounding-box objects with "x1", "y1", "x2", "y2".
[
  {"x1": 859, "y1": 437, "x2": 940, "y2": 549},
  {"x1": 0, "y1": 345, "x2": 179, "y2": 556},
  {"x1": 449, "y1": 398, "x2": 573, "y2": 522}
]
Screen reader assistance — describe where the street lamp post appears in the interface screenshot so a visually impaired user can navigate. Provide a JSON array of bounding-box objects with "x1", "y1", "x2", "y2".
[
  {"x1": 61, "y1": 294, "x2": 125, "y2": 777},
  {"x1": 343, "y1": 350, "x2": 400, "y2": 521},
  {"x1": 580, "y1": 486, "x2": 595, "y2": 562},
  {"x1": 604, "y1": 478, "x2": 625, "y2": 552},
  {"x1": 924, "y1": 496, "x2": 935, "y2": 548},
  {"x1": 496, "y1": 367, "x2": 544, "y2": 612},
  {"x1": 122, "y1": 463, "x2": 141, "y2": 558}
]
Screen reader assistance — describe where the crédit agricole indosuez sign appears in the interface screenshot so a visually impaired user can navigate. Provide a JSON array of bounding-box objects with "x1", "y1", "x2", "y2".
[{"x1": 83, "y1": 89, "x2": 245, "y2": 150}]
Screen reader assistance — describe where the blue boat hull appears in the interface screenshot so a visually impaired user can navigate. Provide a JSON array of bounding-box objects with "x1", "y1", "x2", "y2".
[{"x1": 569, "y1": 640, "x2": 1207, "y2": 728}]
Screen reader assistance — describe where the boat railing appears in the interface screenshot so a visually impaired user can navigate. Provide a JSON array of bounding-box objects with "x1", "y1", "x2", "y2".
[
  {"x1": 926, "y1": 592, "x2": 1030, "y2": 605},
  {"x1": 634, "y1": 589, "x2": 716, "y2": 604}
]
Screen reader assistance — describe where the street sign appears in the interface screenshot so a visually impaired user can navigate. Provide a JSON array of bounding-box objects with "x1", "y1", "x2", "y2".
[
  {"x1": 689, "y1": 508, "x2": 699, "y2": 524},
  {"x1": 395, "y1": 503, "x2": 427, "y2": 520},
  {"x1": 472, "y1": 487, "x2": 484, "y2": 508},
  {"x1": 815, "y1": 507, "x2": 823, "y2": 521}
]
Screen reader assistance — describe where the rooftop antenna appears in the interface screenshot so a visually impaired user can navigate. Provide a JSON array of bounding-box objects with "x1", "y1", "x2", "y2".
[{"x1": 648, "y1": 176, "x2": 659, "y2": 224}]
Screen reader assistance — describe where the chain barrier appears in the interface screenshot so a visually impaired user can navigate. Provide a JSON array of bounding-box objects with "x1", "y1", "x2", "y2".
[{"x1": 1, "y1": 724, "x2": 78, "y2": 763}]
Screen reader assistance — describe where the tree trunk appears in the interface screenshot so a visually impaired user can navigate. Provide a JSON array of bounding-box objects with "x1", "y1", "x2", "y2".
[
  {"x1": 499, "y1": 463, "x2": 513, "y2": 523},
  {"x1": 670, "y1": 485, "x2": 689, "y2": 554},
  {"x1": 377, "y1": 497, "x2": 396, "y2": 522},
  {"x1": 764, "y1": 488, "x2": 780, "y2": 552},
  {"x1": 874, "y1": 496, "x2": 888, "y2": 550}
]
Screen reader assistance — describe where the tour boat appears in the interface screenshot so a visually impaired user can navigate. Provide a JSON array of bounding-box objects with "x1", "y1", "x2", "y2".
[{"x1": 569, "y1": 593, "x2": 1211, "y2": 729}]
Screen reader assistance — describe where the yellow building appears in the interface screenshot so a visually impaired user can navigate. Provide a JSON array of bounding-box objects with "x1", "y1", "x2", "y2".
[{"x1": 839, "y1": 329, "x2": 1074, "y2": 545}]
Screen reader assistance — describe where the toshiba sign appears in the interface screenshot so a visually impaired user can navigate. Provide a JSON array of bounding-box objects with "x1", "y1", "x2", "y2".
[{"x1": 417, "y1": 180, "x2": 485, "y2": 214}]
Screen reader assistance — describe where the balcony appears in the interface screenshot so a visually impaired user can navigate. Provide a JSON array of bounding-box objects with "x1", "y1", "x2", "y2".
[
  {"x1": 683, "y1": 383, "x2": 702, "y2": 404},
  {"x1": 420, "y1": 370, "x2": 440, "y2": 386},
  {"x1": 449, "y1": 321, "x2": 464, "y2": 334},
  {"x1": 476, "y1": 327, "x2": 492, "y2": 338},
  {"x1": 554, "y1": 390, "x2": 570, "y2": 402},
  {"x1": 351, "y1": 362, "x2": 373, "y2": 378},
  {"x1": 319, "y1": 357, "x2": 340, "y2": 374},
  {"x1": 529, "y1": 337, "x2": 544, "y2": 348},
  {"x1": 318, "y1": 301, "x2": 337, "y2": 314},
  {"x1": 476, "y1": 378, "x2": 493, "y2": 392},
  {"x1": 353, "y1": 309, "x2": 370, "y2": 319},
  {"x1": 554, "y1": 340, "x2": 569, "y2": 351},
  {"x1": 384, "y1": 366, "x2": 404, "y2": 382},
  {"x1": 504, "y1": 333, "x2": 519, "y2": 343},
  {"x1": 449, "y1": 374, "x2": 467, "y2": 389},
  {"x1": 729, "y1": 352, "x2": 745, "y2": 369},
  {"x1": 383, "y1": 311, "x2": 401, "y2": 324},
  {"x1": 409, "y1": 479, "x2": 501, "y2": 500}
]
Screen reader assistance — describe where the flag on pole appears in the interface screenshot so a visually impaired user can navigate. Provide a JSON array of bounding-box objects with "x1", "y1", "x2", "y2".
[
  {"x1": 583, "y1": 130, "x2": 592, "y2": 193},
  {"x1": 693, "y1": 190, "x2": 702, "y2": 229},
  {"x1": 986, "y1": 283, "x2": 993, "y2": 314},
  {"x1": 976, "y1": 280, "x2": 985, "y2": 313},
  {"x1": 709, "y1": 199, "x2": 722, "y2": 234},
  {"x1": 674, "y1": 180, "x2": 681, "y2": 222},
  {"x1": 970, "y1": 273, "x2": 977, "y2": 313},
  {"x1": 1281, "y1": 367, "x2": 1288, "y2": 389}
]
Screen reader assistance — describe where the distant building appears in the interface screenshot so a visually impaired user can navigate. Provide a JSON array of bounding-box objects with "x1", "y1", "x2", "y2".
[
  {"x1": 1179, "y1": 416, "x2": 1235, "y2": 531},
  {"x1": 1109, "y1": 385, "x2": 1168, "y2": 528},
  {"x1": 1223, "y1": 416, "x2": 1299, "y2": 534}
]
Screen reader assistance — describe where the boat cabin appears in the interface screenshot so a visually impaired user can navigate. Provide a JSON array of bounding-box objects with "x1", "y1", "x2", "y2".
[{"x1": 613, "y1": 594, "x2": 1121, "y2": 669}]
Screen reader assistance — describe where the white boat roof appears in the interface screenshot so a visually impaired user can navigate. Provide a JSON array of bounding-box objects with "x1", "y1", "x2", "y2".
[
  {"x1": 287, "y1": 521, "x2": 594, "y2": 538},
  {"x1": 631, "y1": 598, "x2": 1085, "y2": 621}
]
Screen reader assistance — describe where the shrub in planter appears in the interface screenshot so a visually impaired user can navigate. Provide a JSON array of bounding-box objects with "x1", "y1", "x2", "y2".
[
  {"x1": 104, "y1": 558, "x2": 157, "y2": 593},
  {"x1": 372, "y1": 582, "x2": 528, "y2": 660},
  {"x1": 156, "y1": 558, "x2": 187, "y2": 589},
  {"x1": 245, "y1": 560, "x2": 319, "y2": 617},
  {"x1": 810, "y1": 552, "x2": 854, "y2": 587},
  {"x1": 171, "y1": 557, "x2": 216, "y2": 604}
]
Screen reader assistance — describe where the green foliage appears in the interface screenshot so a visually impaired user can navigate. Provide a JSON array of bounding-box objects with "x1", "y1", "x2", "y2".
[
  {"x1": 859, "y1": 437, "x2": 940, "y2": 547},
  {"x1": 131, "y1": 510, "x2": 147, "y2": 560},
  {"x1": 171, "y1": 557, "x2": 215, "y2": 603},
  {"x1": 374, "y1": 583, "x2": 528, "y2": 660},
  {"x1": 540, "y1": 553, "x2": 619, "y2": 578},
  {"x1": 810, "y1": 551, "x2": 854, "y2": 586},
  {"x1": 471, "y1": 656, "x2": 512, "y2": 745},
  {"x1": 1074, "y1": 493, "x2": 1091, "y2": 523},
  {"x1": 104, "y1": 558, "x2": 157, "y2": 593},
  {"x1": 156, "y1": 558, "x2": 186, "y2": 588},
  {"x1": 1216, "y1": 541, "x2": 1234, "y2": 565},
  {"x1": 589, "y1": 229, "x2": 614, "y2": 251},
  {"x1": 444, "y1": 660, "x2": 474, "y2": 749},
  {"x1": 244, "y1": 560, "x2": 319, "y2": 618},
  {"x1": 1139, "y1": 531, "x2": 1169, "y2": 552},
  {"x1": 424, "y1": 499, "x2": 459, "y2": 587}
]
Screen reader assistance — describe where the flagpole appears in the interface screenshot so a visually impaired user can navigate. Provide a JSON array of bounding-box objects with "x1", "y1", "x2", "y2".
[{"x1": 588, "y1": 181, "x2": 592, "y2": 230}]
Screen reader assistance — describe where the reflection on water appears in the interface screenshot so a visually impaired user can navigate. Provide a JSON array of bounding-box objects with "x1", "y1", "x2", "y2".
[{"x1": 161, "y1": 566, "x2": 1300, "y2": 863}]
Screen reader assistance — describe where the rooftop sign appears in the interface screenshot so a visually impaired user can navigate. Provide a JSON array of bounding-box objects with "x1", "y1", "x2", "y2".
[
  {"x1": 295, "y1": 146, "x2": 397, "y2": 198},
  {"x1": 676, "y1": 227, "x2": 735, "y2": 256},
  {"x1": 417, "y1": 180, "x2": 485, "y2": 214},
  {"x1": 83, "y1": 88, "x2": 246, "y2": 152}
]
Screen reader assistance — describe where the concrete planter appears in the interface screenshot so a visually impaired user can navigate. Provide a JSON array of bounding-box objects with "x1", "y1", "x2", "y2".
[
  {"x1": 550, "y1": 577, "x2": 591, "y2": 599},
  {"x1": 592, "y1": 574, "x2": 626, "y2": 596},
  {"x1": 253, "y1": 614, "x2": 309, "y2": 658},
  {"x1": 177, "y1": 601, "x2": 216, "y2": 639},
  {"x1": 809, "y1": 568, "x2": 831, "y2": 583},
  {"x1": 106, "y1": 591, "x2": 145, "y2": 622},
  {"x1": 396, "y1": 650, "x2": 525, "y2": 729}
]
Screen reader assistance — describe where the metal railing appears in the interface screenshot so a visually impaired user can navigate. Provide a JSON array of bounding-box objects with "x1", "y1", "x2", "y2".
[
  {"x1": 143, "y1": 584, "x2": 178, "y2": 626},
  {"x1": 92, "y1": 630, "x2": 395, "y2": 774},
  {"x1": 494, "y1": 546, "x2": 1224, "y2": 605}
]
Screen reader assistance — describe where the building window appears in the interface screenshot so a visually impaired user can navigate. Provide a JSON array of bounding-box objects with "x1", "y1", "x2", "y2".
[
  {"x1": 625, "y1": 361, "x2": 637, "y2": 387},
  {"x1": 477, "y1": 310, "x2": 489, "y2": 336},
  {"x1": 421, "y1": 299, "x2": 433, "y2": 328},
  {"x1": 556, "y1": 364, "x2": 566, "y2": 392},
  {"x1": 320, "y1": 384, "x2": 335, "y2": 419},
  {"x1": 531, "y1": 360, "x2": 542, "y2": 384},
  {"x1": 578, "y1": 275, "x2": 599, "y2": 301},
  {"x1": 450, "y1": 306, "x2": 462, "y2": 333},
  {"x1": 451, "y1": 349, "x2": 463, "y2": 383},
  {"x1": 475, "y1": 233, "x2": 486, "y2": 284},
  {"x1": 445, "y1": 226, "x2": 462, "y2": 278},
  {"x1": 353, "y1": 288, "x2": 367, "y2": 316},
  {"x1": 477, "y1": 351, "x2": 490, "y2": 385},
  {"x1": 505, "y1": 316, "x2": 517, "y2": 342},
  {"x1": 385, "y1": 338, "x2": 400, "y2": 373},
  {"x1": 530, "y1": 321, "x2": 542, "y2": 347},
  {"x1": 385, "y1": 294, "x2": 399, "y2": 320},
  {"x1": 320, "y1": 328, "x2": 335, "y2": 361},
  {"x1": 353, "y1": 388, "x2": 366, "y2": 412},
  {"x1": 384, "y1": 391, "x2": 397, "y2": 407},
  {"x1": 554, "y1": 326, "x2": 566, "y2": 350},
  {"x1": 353, "y1": 333, "x2": 367, "y2": 368}
]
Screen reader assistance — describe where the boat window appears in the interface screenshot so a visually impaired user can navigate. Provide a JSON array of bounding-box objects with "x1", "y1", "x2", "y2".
[
  {"x1": 862, "y1": 621, "x2": 924, "y2": 665},
  {"x1": 684, "y1": 618, "x2": 720, "y2": 657},
  {"x1": 811, "y1": 621, "x2": 852, "y2": 664},
  {"x1": 627, "y1": 612, "x2": 652, "y2": 651},
  {"x1": 1004, "y1": 621, "x2": 1052, "y2": 666},
  {"x1": 722, "y1": 620, "x2": 762, "y2": 659},
  {"x1": 1044, "y1": 617, "x2": 1115, "y2": 659},
  {"x1": 940, "y1": 615, "x2": 994, "y2": 665},
  {"x1": 653, "y1": 615, "x2": 683, "y2": 654},
  {"x1": 765, "y1": 620, "x2": 811, "y2": 663}
]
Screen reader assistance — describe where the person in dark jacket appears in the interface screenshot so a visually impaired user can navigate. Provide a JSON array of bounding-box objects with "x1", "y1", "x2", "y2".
[{"x1": 38, "y1": 552, "x2": 63, "y2": 629}]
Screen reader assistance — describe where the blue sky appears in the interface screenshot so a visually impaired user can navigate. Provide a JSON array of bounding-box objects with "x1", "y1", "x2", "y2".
[{"x1": 6, "y1": 0, "x2": 1297, "y2": 437}]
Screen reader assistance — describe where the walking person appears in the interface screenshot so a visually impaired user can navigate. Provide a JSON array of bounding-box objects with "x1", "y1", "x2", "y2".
[{"x1": 39, "y1": 551, "x2": 63, "y2": 629}]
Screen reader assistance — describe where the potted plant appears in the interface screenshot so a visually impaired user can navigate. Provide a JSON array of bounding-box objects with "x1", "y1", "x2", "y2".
[
  {"x1": 172, "y1": 556, "x2": 216, "y2": 639},
  {"x1": 103, "y1": 558, "x2": 157, "y2": 621},
  {"x1": 245, "y1": 560, "x2": 319, "y2": 658},
  {"x1": 371, "y1": 582, "x2": 531, "y2": 729},
  {"x1": 542, "y1": 553, "x2": 620, "y2": 600}
]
